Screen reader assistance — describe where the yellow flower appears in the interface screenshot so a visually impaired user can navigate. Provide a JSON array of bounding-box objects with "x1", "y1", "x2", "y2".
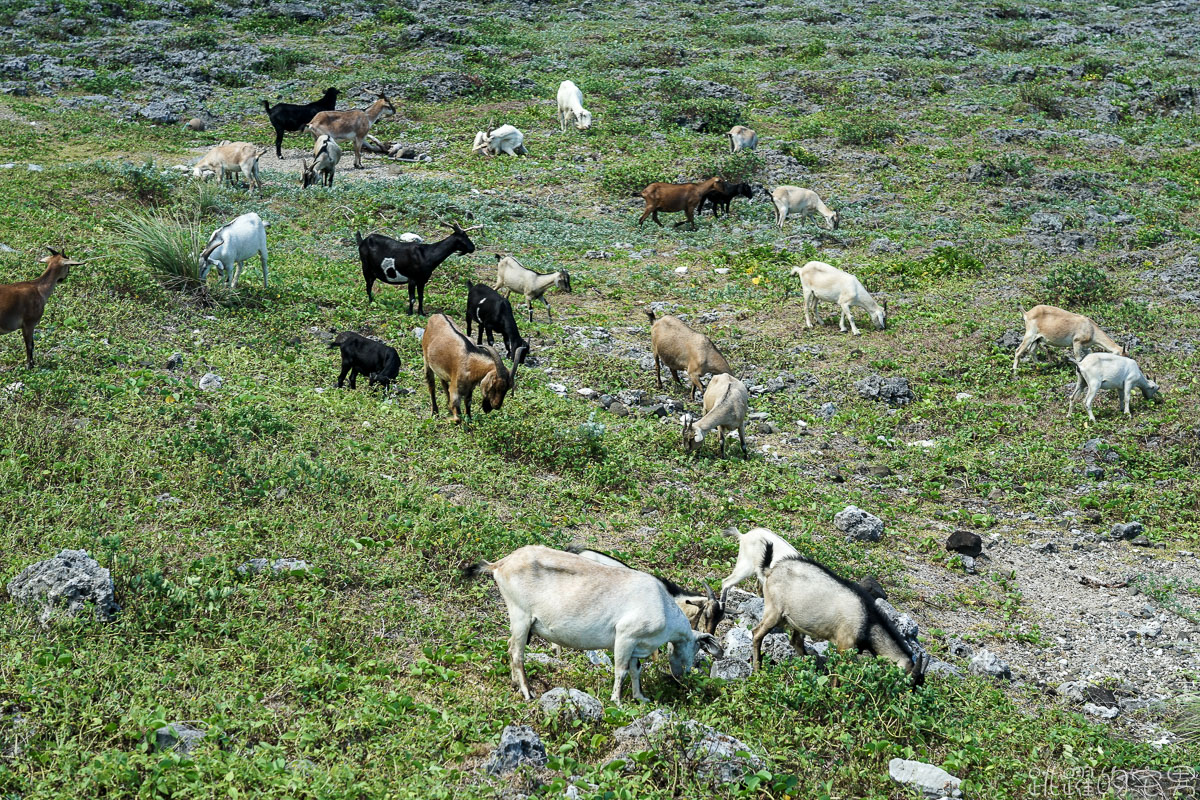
[{"x1": 752, "y1": 276, "x2": 762, "y2": 285}]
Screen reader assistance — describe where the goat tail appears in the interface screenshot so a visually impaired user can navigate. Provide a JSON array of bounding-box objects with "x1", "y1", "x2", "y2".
[
  {"x1": 461, "y1": 559, "x2": 494, "y2": 582},
  {"x1": 262, "y1": 99, "x2": 271, "y2": 113},
  {"x1": 1018, "y1": 303, "x2": 1027, "y2": 317},
  {"x1": 629, "y1": 190, "x2": 644, "y2": 198},
  {"x1": 759, "y1": 541, "x2": 775, "y2": 576},
  {"x1": 645, "y1": 310, "x2": 656, "y2": 326}
]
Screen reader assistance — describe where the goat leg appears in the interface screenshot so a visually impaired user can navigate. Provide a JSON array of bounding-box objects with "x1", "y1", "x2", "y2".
[{"x1": 21, "y1": 324, "x2": 34, "y2": 368}]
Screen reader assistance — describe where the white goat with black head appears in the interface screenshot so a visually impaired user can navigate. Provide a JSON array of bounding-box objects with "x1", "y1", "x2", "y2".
[
  {"x1": 464, "y1": 545, "x2": 723, "y2": 704},
  {"x1": 681, "y1": 373, "x2": 749, "y2": 459},
  {"x1": 751, "y1": 543, "x2": 930, "y2": 685}
]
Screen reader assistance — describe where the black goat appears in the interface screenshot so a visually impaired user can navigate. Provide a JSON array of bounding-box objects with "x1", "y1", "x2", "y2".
[
  {"x1": 263, "y1": 87, "x2": 339, "y2": 159},
  {"x1": 464, "y1": 281, "x2": 529, "y2": 362},
  {"x1": 328, "y1": 330, "x2": 400, "y2": 389},
  {"x1": 355, "y1": 224, "x2": 481, "y2": 315},
  {"x1": 702, "y1": 182, "x2": 753, "y2": 217}
]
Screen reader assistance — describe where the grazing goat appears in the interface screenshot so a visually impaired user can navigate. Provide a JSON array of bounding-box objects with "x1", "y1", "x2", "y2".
[
  {"x1": 727, "y1": 125, "x2": 757, "y2": 153},
  {"x1": 564, "y1": 545, "x2": 725, "y2": 635},
  {"x1": 192, "y1": 142, "x2": 267, "y2": 190},
  {"x1": 751, "y1": 544, "x2": 930, "y2": 685},
  {"x1": 199, "y1": 212, "x2": 268, "y2": 289},
  {"x1": 307, "y1": 93, "x2": 396, "y2": 169},
  {"x1": 556, "y1": 80, "x2": 592, "y2": 131},
  {"x1": 646, "y1": 310, "x2": 732, "y2": 401},
  {"x1": 682, "y1": 373, "x2": 749, "y2": 459},
  {"x1": 771, "y1": 186, "x2": 839, "y2": 230},
  {"x1": 1013, "y1": 304, "x2": 1125, "y2": 373},
  {"x1": 493, "y1": 255, "x2": 572, "y2": 323},
  {"x1": 790, "y1": 261, "x2": 886, "y2": 335},
  {"x1": 263, "y1": 87, "x2": 339, "y2": 158},
  {"x1": 465, "y1": 281, "x2": 529, "y2": 362},
  {"x1": 1069, "y1": 353, "x2": 1159, "y2": 423},
  {"x1": 328, "y1": 330, "x2": 400, "y2": 389},
  {"x1": 719, "y1": 527, "x2": 799, "y2": 604},
  {"x1": 636, "y1": 177, "x2": 728, "y2": 230},
  {"x1": 355, "y1": 223, "x2": 480, "y2": 314},
  {"x1": 702, "y1": 182, "x2": 753, "y2": 217},
  {"x1": 471, "y1": 125, "x2": 528, "y2": 156},
  {"x1": 301, "y1": 135, "x2": 341, "y2": 188},
  {"x1": 464, "y1": 545, "x2": 723, "y2": 703},
  {"x1": 0, "y1": 248, "x2": 80, "y2": 368},
  {"x1": 422, "y1": 313, "x2": 524, "y2": 424}
]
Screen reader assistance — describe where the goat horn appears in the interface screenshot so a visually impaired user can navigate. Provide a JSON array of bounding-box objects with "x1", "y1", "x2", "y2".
[
  {"x1": 704, "y1": 584, "x2": 717, "y2": 604},
  {"x1": 461, "y1": 224, "x2": 484, "y2": 232}
]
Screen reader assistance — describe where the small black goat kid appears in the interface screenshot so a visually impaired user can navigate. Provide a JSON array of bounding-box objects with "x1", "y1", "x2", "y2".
[
  {"x1": 465, "y1": 281, "x2": 529, "y2": 362},
  {"x1": 328, "y1": 330, "x2": 400, "y2": 389},
  {"x1": 263, "y1": 87, "x2": 339, "y2": 158},
  {"x1": 703, "y1": 182, "x2": 753, "y2": 217},
  {"x1": 355, "y1": 223, "x2": 481, "y2": 315}
]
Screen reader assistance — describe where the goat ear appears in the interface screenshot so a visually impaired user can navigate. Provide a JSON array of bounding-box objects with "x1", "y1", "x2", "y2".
[
  {"x1": 695, "y1": 632, "x2": 723, "y2": 657},
  {"x1": 46, "y1": 247, "x2": 60, "y2": 256},
  {"x1": 684, "y1": 599, "x2": 704, "y2": 608}
]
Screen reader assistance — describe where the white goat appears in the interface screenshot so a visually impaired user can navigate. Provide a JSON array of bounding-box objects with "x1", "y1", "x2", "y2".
[
  {"x1": 471, "y1": 125, "x2": 527, "y2": 157},
  {"x1": 494, "y1": 255, "x2": 571, "y2": 322},
  {"x1": 727, "y1": 125, "x2": 757, "y2": 153},
  {"x1": 199, "y1": 212, "x2": 269, "y2": 289},
  {"x1": 771, "y1": 186, "x2": 838, "y2": 230},
  {"x1": 1069, "y1": 353, "x2": 1159, "y2": 423},
  {"x1": 790, "y1": 260, "x2": 886, "y2": 335},
  {"x1": 682, "y1": 373, "x2": 749, "y2": 459},
  {"x1": 556, "y1": 80, "x2": 592, "y2": 131},
  {"x1": 464, "y1": 545, "x2": 723, "y2": 703},
  {"x1": 719, "y1": 527, "x2": 799, "y2": 604},
  {"x1": 301, "y1": 134, "x2": 341, "y2": 188},
  {"x1": 192, "y1": 142, "x2": 267, "y2": 190},
  {"x1": 1013, "y1": 304, "x2": 1125, "y2": 373}
]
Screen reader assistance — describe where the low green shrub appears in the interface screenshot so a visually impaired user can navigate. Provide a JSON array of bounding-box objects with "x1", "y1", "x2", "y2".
[
  {"x1": 1017, "y1": 83, "x2": 1065, "y2": 119},
  {"x1": 117, "y1": 211, "x2": 204, "y2": 291},
  {"x1": 1042, "y1": 263, "x2": 1114, "y2": 306},
  {"x1": 667, "y1": 97, "x2": 743, "y2": 133},
  {"x1": 836, "y1": 116, "x2": 901, "y2": 146},
  {"x1": 699, "y1": 150, "x2": 765, "y2": 184},
  {"x1": 600, "y1": 155, "x2": 671, "y2": 195}
]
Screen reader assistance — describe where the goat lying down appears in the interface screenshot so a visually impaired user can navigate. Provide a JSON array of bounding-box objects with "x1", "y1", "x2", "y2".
[
  {"x1": 464, "y1": 545, "x2": 723, "y2": 703},
  {"x1": 751, "y1": 543, "x2": 929, "y2": 685},
  {"x1": 565, "y1": 545, "x2": 724, "y2": 634}
]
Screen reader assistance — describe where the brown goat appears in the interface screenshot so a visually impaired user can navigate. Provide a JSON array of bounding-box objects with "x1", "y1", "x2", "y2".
[
  {"x1": 646, "y1": 310, "x2": 732, "y2": 401},
  {"x1": 1, "y1": 248, "x2": 80, "y2": 367},
  {"x1": 306, "y1": 93, "x2": 396, "y2": 169},
  {"x1": 636, "y1": 177, "x2": 728, "y2": 230},
  {"x1": 422, "y1": 313, "x2": 525, "y2": 424}
]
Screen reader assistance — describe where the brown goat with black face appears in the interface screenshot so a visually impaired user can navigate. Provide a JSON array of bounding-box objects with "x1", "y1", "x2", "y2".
[
  {"x1": 1, "y1": 248, "x2": 80, "y2": 367},
  {"x1": 421, "y1": 313, "x2": 525, "y2": 424},
  {"x1": 635, "y1": 177, "x2": 728, "y2": 230}
]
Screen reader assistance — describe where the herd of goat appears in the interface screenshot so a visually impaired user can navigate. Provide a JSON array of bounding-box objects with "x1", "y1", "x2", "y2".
[{"x1": 0, "y1": 79, "x2": 1165, "y2": 703}]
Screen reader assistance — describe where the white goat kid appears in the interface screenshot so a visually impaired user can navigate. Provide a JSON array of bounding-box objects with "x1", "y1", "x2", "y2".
[
  {"x1": 727, "y1": 125, "x2": 757, "y2": 153},
  {"x1": 494, "y1": 255, "x2": 571, "y2": 322},
  {"x1": 199, "y1": 212, "x2": 269, "y2": 289},
  {"x1": 771, "y1": 186, "x2": 838, "y2": 230},
  {"x1": 471, "y1": 125, "x2": 527, "y2": 156},
  {"x1": 682, "y1": 373, "x2": 749, "y2": 458},
  {"x1": 464, "y1": 545, "x2": 723, "y2": 704},
  {"x1": 791, "y1": 260, "x2": 886, "y2": 335},
  {"x1": 1069, "y1": 353, "x2": 1159, "y2": 423},
  {"x1": 719, "y1": 527, "x2": 799, "y2": 604},
  {"x1": 556, "y1": 80, "x2": 592, "y2": 131}
]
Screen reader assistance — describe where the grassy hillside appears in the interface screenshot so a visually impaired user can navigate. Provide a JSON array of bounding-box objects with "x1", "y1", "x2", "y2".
[{"x1": 2, "y1": 0, "x2": 1199, "y2": 797}]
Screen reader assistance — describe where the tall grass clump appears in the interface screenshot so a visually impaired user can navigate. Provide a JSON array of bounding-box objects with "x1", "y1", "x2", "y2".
[{"x1": 117, "y1": 212, "x2": 205, "y2": 291}]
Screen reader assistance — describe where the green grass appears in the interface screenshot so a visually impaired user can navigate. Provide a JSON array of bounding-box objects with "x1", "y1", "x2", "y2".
[{"x1": 2, "y1": 0, "x2": 1200, "y2": 797}]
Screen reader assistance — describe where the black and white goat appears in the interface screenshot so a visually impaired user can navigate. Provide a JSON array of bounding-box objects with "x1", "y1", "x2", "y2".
[
  {"x1": 263, "y1": 87, "x2": 339, "y2": 159},
  {"x1": 328, "y1": 330, "x2": 400, "y2": 389},
  {"x1": 355, "y1": 224, "x2": 481, "y2": 314},
  {"x1": 465, "y1": 281, "x2": 529, "y2": 362}
]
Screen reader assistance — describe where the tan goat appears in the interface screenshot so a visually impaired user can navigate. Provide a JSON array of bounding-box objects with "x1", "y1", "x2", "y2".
[
  {"x1": 422, "y1": 313, "x2": 524, "y2": 424},
  {"x1": 306, "y1": 93, "x2": 396, "y2": 169},
  {"x1": 192, "y1": 142, "x2": 267, "y2": 190},
  {"x1": 1013, "y1": 304, "x2": 1125, "y2": 373},
  {"x1": 646, "y1": 310, "x2": 732, "y2": 401},
  {"x1": 1, "y1": 248, "x2": 81, "y2": 367},
  {"x1": 635, "y1": 177, "x2": 727, "y2": 230}
]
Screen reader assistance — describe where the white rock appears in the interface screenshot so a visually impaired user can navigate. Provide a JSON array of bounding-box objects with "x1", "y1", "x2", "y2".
[
  {"x1": 548, "y1": 383, "x2": 568, "y2": 395},
  {"x1": 955, "y1": 392, "x2": 973, "y2": 401},
  {"x1": 198, "y1": 373, "x2": 223, "y2": 391},
  {"x1": 674, "y1": 266, "x2": 688, "y2": 274},
  {"x1": 412, "y1": 327, "x2": 424, "y2": 340},
  {"x1": 577, "y1": 388, "x2": 595, "y2": 397},
  {"x1": 888, "y1": 758, "x2": 963, "y2": 798},
  {"x1": 714, "y1": 268, "x2": 730, "y2": 274}
]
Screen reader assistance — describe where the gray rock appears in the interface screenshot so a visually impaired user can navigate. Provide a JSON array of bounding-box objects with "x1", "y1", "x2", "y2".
[
  {"x1": 1029, "y1": 211, "x2": 1065, "y2": 232},
  {"x1": 198, "y1": 372, "x2": 223, "y2": 391},
  {"x1": 237, "y1": 558, "x2": 311, "y2": 575},
  {"x1": 269, "y1": 2, "x2": 325, "y2": 21},
  {"x1": 687, "y1": 727, "x2": 762, "y2": 784},
  {"x1": 7, "y1": 549, "x2": 119, "y2": 624},
  {"x1": 761, "y1": 633, "x2": 797, "y2": 663},
  {"x1": 996, "y1": 330, "x2": 1024, "y2": 349},
  {"x1": 948, "y1": 639, "x2": 973, "y2": 659},
  {"x1": 307, "y1": 327, "x2": 335, "y2": 343},
  {"x1": 614, "y1": 710, "x2": 762, "y2": 785},
  {"x1": 875, "y1": 599, "x2": 920, "y2": 644},
  {"x1": 818, "y1": 401, "x2": 837, "y2": 420},
  {"x1": 869, "y1": 236, "x2": 899, "y2": 254},
  {"x1": 721, "y1": 627, "x2": 753, "y2": 661},
  {"x1": 1111, "y1": 521, "x2": 1144, "y2": 540},
  {"x1": 1131, "y1": 535, "x2": 1152, "y2": 547},
  {"x1": 855, "y1": 375, "x2": 914, "y2": 406},
  {"x1": 0, "y1": 243, "x2": 15, "y2": 253},
  {"x1": 835, "y1": 505, "x2": 884, "y2": 542},
  {"x1": 925, "y1": 659, "x2": 961, "y2": 677},
  {"x1": 137, "y1": 98, "x2": 188, "y2": 124},
  {"x1": 642, "y1": 403, "x2": 668, "y2": 418},
  {"x1": 1083, "y1": 702, "x2": 1119, "y2": 720},
  {"x1": 710, "y1": 658, "x2": 752, "y2": 681},
  {"x1": 539, "y1": 688, "x2": 603, "y2": 722},
  {"x1": 614, "y1": 708, "x2": 681, "y2": 741},
  {"x1": 945, "y1": 530, "x2": 983, "y2": 557},
  {"x1": 608, "y1": 401, "x2": 629, "y2": 417},
  {"x1": 733, "y1": 595, "x2": 764, "y2": 628},
  {"x1": 969, "y1": 648, "x2": 1012, "y2": 680},
  {"x1": 888, "y1": 758, "x2": 963, "y2": 798},
  {"x1": 154, "y1": 722, "x2": 206, "y2": 755},
  {"x1": 166, "y1": 352, "x2": 183, "y2": 370},
  {"x1": 585, "y1": 650, "x2": 612, "y2": 667},
  {"x1": 1085, "y1": 465, "x2": 1105, "y2": 479},
  {"x1": 484, "y1": 725, "x2": 547, "y2": 775}
]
